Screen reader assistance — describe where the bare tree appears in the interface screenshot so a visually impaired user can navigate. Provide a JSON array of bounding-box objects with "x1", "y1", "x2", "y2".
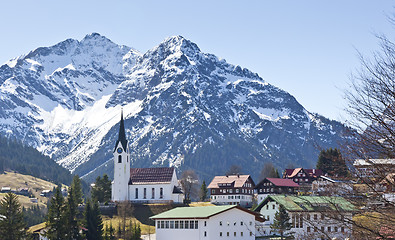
[
  {"x1": 259, "y1": 162, "x2": 279, "y2": 181},
  {"x1": 180, "y1": 170, "x2": 199, "y2": 203},
  {"x1": 341, "y1": 23, "x2": 395, "y2": 238},
  {"x1": 225, "y1": 164, "x2": 243, "y2": 175}
]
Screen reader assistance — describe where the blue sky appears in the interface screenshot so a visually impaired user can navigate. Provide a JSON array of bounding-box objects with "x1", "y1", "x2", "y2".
[{"x1": 1, "y1": 1, "x2": 394, "y2": 122}]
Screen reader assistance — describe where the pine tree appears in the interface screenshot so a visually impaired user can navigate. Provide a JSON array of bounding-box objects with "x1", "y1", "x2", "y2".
[
  {"x1": 46, "y1": 186, "x2": 66, "y2": 240},
  {"x1": 71, "y1": 175, "x2": 83, "y2": 206},
  {"x1": 270, "y1": 205, "x2": 293, "y2": 240},
  {"x1": 84, "y1": 200, "x2": 103, "y2": 240},
  {"x1": 199, "y1": 180, "x2": 208, "y2": 202},
  {"x1": 92, "y1": 174, "x2": 112, "y2": 203},
  {"x1": 0, "y1": 192, "x2": 27, "y2": 240},
  {"x1": 65, "y1": 187, "x2": 81, "y2": 240},
  {"x1": 316, "y1": 148, "x2": 348, "y2": 177}
]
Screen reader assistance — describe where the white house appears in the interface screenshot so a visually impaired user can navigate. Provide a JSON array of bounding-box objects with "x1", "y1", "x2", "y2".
[
  {"x1": 254, "y1": 195, "x2": 355, "y2": 240},
  {"x1": 208, "y1": 175, "x2": 255, "y2": 207},
  {"x1": 111, "y1": 112, "x2": 184, "y2": 203},
  {"x1": 150, "y1": 205, "x2": 264, "y2": 240}
]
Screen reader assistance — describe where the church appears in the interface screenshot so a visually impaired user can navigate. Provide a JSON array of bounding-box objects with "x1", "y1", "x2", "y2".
[{"x1": 111, "y1": 112, "x2": 184, "y2": 203}]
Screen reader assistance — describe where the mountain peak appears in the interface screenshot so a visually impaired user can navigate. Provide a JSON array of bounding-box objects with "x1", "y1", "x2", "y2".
[{"x1": 159, "y1": 35, "x2": 201, "y2": 54}]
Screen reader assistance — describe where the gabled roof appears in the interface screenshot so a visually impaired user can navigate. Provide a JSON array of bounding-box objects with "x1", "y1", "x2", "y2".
[
  {"x1": 207, "y1": 175, "x2": 254, "y2": 189},
  {"x1": 150, "y1": 205, "x2": 264, "y2": 222},
  {"x1": 254, "y1": 195, "x2": 356, "y2": 213},
  {"x1": 284, "y1": 168, "x2": 323, "y2": 178},
  {"x1": 114, "y1": 111, "x2": 128, "y2": 152},
  {"x1": 255, "y1": 178, "x2": 299, "y2": 189},
  {"x1": 129, "y1": 167, "x2": 175, "y2": 184}
]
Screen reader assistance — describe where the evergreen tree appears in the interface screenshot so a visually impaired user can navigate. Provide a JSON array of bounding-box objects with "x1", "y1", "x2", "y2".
[
  {"x1": 84, "y1": 200, "x2": 103, "y2": 240},
  {"x1": 270, "y1": 205, "x2": 293, "y2": 240},
  {"x1": 0, "y1": 192, "x2": 27, "y2": 240},
  {"x1": 71, "y1": 175, "x2": 83, "y2": 206},
  {"x1": 46, "y1": 186, "x2": 66, "y2": 240},
  {"x1": 65, "y1": 187, "x2": 80, "y2": 240},
  {"x1": 199, "y1": 180, "x2": 208, "y2": 202},
  {"x1": 316, "y1": 148, "x2": 349, "y2": 177},
  {"x1": 91, "y1": 174, "x2": 112, "y2": 203}
]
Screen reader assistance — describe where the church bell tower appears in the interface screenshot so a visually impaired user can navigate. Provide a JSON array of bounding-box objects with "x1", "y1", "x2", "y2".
[{"x1": 111, "y1": 110, "x2": 130, "y2": 201}]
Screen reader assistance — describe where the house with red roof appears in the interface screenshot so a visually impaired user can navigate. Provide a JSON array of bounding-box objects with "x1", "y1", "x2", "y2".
[
  {"x1": 255, "y1": 178, "x2": 299, "y2": 204},
  {"x1": 208, "y1": 175, "x2": 255, "y2": 207}
]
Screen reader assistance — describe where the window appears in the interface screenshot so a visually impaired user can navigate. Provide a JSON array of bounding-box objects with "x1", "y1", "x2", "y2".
[
  {"x1": 190, "y1": 221, "x2": 194, "y2": 229},
  {"x1": 180, "y1": 221, "x2": 184, "y2": 229},
  {"x1": 240, "y1": 221, "x2": 243, "y2": 226},
  {"x1": 314, "y1": 214, "x2": 317, "y2": 220},
  {"x1": 127, "y1": 156, "x2": 128, "y2": 162},
  {"x1": 266, "y1": 205, "x2": 269, "y2": 210},
  {"x1": 267, "y1": 216, "x2": 270, "y2": 221},
  {"x1": 219, "y1": 221, "x2": 222, "y2": 226},
  {"x1": 307, "y1": 227, "x2": 311, "y2": 232},
  {"x1": 160, "y1": 221, "x2": 164, "y2": 229},
  {"x1": 212, "y1": 189, "x2": 215, "y2": 194},
  {"x1": 185, "y1": 221, "x2": 189, "y2": 229},
  {"x1": 204, "y1": 221, "x2": 207, "y2": 227},
  {"x1": 170, "y1": 221, "x2": 174, "y2": 229},
  {"x1": 204, "y1": 231, "x2": 207, "y2": 237},
  {"x1": 306, "y1": 214, "x2": 310, "y2": 220},
  {"x1": 341, "y1": 227, "x2": 344, "y2": 233},
  {"x1": 160, "y1": 188, "x2": 163, "y2": 199},
  {"x1": 249, "y1": 221, "x2": 252, "y2": 225},
  {"x1": 135, "y1": 188, "x2": 138, "y2": 199},
  {"x1": 165, "y1": 221, "x2": 169, "y2": 229},
  {"x1": 227, "y1": 232, "x2": 229, "y2": 237},
  {"x1": 220, "y1": 232, "x2": 222, "y2": 237},
  {"x1": 250, "y1": 231, "x2": 253, "y2": 236},
  {"x1": 321, "y1": 226, "x2": 324, "y2": 232},
  {"x1": 157, "y1": 221, "x2": 161, "y2": 229},
  {"x1": 234, "y1": 232, "x2": 236, "y2": 237},
  {"x1": 175, "y1": 221, "x2": 179, "y2": 229},
  {"x1": 328, "y1": 226, "x2": 331, "y2": 232},
  {"x1": 118, "y1": 155, "x2": 122, "y2": 163},
  {"x1": 195, "y1": 221, "x2": 198, "y2": 229},
  {"x1": 272, "y1": 204, "x2": 275, "y2": 209},
  {"x1": 143, "y1": 188, "x2": 146, "y2": 199},
  {"x1": 334, "y1": 226, "x2": 338, "y2": 232},
  {"x1": 241, "y1": 232, "x2": 243, "y2": 236},
  {"x1": 152, "y1": 188, "x2": 155, "y2": 199}
]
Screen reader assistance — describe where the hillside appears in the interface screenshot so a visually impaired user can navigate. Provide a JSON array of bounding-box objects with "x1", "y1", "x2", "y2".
[
  {"x1": 0, "y1": 135, "x2": 73, "y2": 185},
  {"x1": 0, "y1": 171, "x2": 59, "y2": 209}
]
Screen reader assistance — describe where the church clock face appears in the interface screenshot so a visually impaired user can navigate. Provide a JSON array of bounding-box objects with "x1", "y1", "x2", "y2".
[{"x1": 117, "y1": 147, "x2": 123, "y2": 154}]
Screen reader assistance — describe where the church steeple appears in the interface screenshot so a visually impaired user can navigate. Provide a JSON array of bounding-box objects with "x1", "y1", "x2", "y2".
[{"x1": 114, "y1": 110, "x2": 128, "y2": 152}]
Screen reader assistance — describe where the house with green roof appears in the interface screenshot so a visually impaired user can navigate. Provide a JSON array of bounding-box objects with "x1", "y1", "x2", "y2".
[
  {"x1": 253, "y1": 195, "x2": 356, "y2": 240},
  {"x1": 151, "y1": 205, "x2": 264, "y2": 240}
]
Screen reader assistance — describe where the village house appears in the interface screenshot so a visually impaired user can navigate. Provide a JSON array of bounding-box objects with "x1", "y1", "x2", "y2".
[
  {"x1": 283, "y1": 168, "x2": 323, "y2": 192},
  {"x1": 255, "y1": 178, "x2": 299, "y2": 204},
  {"x1": 111, "y1": 112, "x2": 184, "y2": 203},
  {"x1": 353, "y1": 159, "x2": 395, "y2": 178},
  {"x1": 254, "y1": 195, "x2": 355, "y2": 240},
  {"x1": 311, "y1": 175, "x2": 354, "y2": 196},
  {"x1": 208, "y1": 174, "x2": 255, "y2": 207},
  {"x1": 150, "y1": 205, "x2": 264, "y2": 240}
]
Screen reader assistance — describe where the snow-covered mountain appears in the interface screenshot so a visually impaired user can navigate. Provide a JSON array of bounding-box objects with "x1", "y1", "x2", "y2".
[{"x1": 0, "y1": 33, "x2": 351, "y2": 182}]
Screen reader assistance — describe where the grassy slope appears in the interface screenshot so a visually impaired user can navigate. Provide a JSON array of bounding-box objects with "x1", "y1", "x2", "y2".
[{"x1": 0, "y1": 171, "x2": 60, "y2": 208}]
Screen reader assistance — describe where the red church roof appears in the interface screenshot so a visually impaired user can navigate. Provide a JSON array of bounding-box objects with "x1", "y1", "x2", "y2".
[{"x1": 129, "y1": 167, "x2": 174, "y2": 184}]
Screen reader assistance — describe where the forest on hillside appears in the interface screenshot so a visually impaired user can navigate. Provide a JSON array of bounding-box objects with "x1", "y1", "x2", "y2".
[{"x1": 0, "y1": 135, "x2": 73, "y2": 185}]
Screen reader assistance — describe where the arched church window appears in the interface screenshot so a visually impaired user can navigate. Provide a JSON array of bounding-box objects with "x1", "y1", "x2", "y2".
[{"x1": 118, "y1": 155, "x2": 122, "y2": 163}]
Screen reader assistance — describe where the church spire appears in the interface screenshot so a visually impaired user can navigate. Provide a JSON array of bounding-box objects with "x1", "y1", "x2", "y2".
[{"x1": 114, "y1": 110, "x2": 128, "y2": 152}]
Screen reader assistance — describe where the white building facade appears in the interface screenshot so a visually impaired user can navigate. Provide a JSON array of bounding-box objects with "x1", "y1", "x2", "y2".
[
  {"x1": 254, "y1": 195, "x2": 354, "y2": 240},
  {"x1": 151, "y1": 205, "x2": 264, "y2": 240}
]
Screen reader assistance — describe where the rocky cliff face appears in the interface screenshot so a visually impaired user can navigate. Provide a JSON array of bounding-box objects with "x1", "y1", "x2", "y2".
[{"x1": 0, "y1": 33, "x2": 350, "y2": 182}]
